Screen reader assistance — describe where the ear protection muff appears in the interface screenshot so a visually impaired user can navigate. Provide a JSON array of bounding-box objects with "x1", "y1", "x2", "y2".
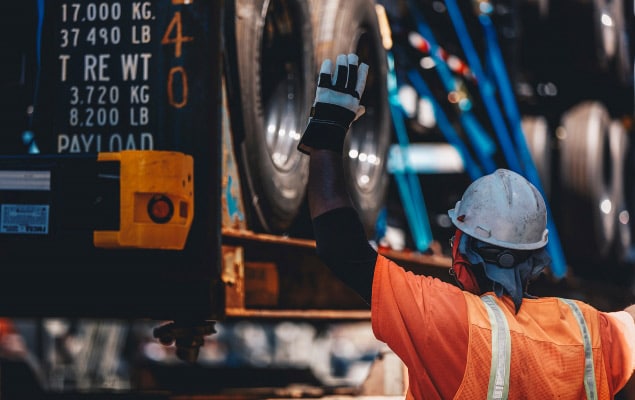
[{"x1": 475, "y1": 247, "x2": 518, "y2": 268}]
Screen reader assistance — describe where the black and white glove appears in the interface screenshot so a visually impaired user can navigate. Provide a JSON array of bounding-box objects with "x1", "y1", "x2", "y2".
[{"x1": 297, "y1": 53, "x2": 369, "y2": 155}]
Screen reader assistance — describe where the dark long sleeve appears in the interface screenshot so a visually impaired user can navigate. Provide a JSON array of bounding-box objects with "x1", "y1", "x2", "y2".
[{"x1": 312, "y1": 207, "x2": 378, "y2": 304}]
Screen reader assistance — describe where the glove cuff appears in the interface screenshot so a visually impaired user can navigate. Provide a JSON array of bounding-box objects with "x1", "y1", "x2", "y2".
[
  {"x1": 297, "y1": 103, "x2": 356, "y2": 155},
  {"x1": 297, "y1": 119, "x2": 348, "y2": 154}
]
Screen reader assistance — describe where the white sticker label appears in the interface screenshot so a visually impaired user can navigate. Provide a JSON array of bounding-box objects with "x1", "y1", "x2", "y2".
[
  {"x1": 0, "y1": 204, "x2": 49, "y2": 234},
  {"x1": 0, "y1": 170, "x2": 50, "y2": 191}
]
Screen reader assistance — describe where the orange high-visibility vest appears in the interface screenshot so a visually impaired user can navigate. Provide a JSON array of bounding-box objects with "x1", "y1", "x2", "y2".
[
  {"x1": 453, "y1": 293, "x2": 611, "y2": 399},
  {"x1": 372, "y1": 255, "x2": 634, "y2": 399}
]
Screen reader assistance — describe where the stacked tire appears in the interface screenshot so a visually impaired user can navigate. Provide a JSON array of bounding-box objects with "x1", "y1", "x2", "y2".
[
  {"x1": 227, "y1": 0, "x2": 315, "y2": 234},
  {"x1": 309, "y1": 0, "x2": 391, "y2": 237},
  {"x1": 558, "y1": 101, "x2": 630, "y2": 270},
  {"x1": 226, "y1": 0, "x2": 391, "y2": 237}
]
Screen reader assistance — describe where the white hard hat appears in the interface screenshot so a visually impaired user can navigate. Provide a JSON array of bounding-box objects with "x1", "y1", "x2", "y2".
[{"x1": 448, "y1": 169, "x2": 548, "y2": 250}]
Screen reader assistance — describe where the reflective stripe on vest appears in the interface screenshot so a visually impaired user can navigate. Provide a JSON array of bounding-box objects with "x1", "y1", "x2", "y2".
[
  {"x1": 480, "y1": 296, "x2": 599, "y2": 400},
  {"x1": 481, "y1": 295, "x2": 511, "y2": 400},
  {"x1": 559, "y1": 298, "x2": 598, "y2": 400}
]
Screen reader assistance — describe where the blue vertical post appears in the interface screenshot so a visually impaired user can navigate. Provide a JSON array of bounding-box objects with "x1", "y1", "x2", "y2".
[
  {"x1": 387, "y1": 52, "x2": 434, "y2": 252},
  {"x1": 479, "y1": 13, "x2": 567, "y2": 278}
]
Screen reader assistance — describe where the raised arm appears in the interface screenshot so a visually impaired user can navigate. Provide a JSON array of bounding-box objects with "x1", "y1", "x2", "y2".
[
  {"x1": 307, "y1": 149, "x2": 351, "y2": 218},
  {"x1": 299, "y1": 52, "x2": 369, "y2": 217},
  {"x1": 298, "y1": 54, "x2": 378, "y2": 304}
]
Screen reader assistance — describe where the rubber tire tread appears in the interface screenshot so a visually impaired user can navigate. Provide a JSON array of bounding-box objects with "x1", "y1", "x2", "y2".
[
  {"x1": 559, "y1": 101, "x2": 619, "y2": 264},
  {"x1": 230, "y1": 0, "x2": 314, "y2": 233}
]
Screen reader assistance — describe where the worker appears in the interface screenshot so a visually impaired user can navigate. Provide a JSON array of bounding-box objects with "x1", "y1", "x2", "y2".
[{"x1": 298, "y1": 53, "x2": 635, "y2": 399}]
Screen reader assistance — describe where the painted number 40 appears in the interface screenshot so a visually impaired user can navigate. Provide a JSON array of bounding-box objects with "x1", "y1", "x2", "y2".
[{"x1": 161, "y1": 6, "x2": 193, "y2": 109}]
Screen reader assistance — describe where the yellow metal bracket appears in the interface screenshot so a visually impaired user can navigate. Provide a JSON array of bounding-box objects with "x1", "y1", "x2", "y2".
[{"x1": 94, "y1": 150, "x2": 194, "y2": 250}]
